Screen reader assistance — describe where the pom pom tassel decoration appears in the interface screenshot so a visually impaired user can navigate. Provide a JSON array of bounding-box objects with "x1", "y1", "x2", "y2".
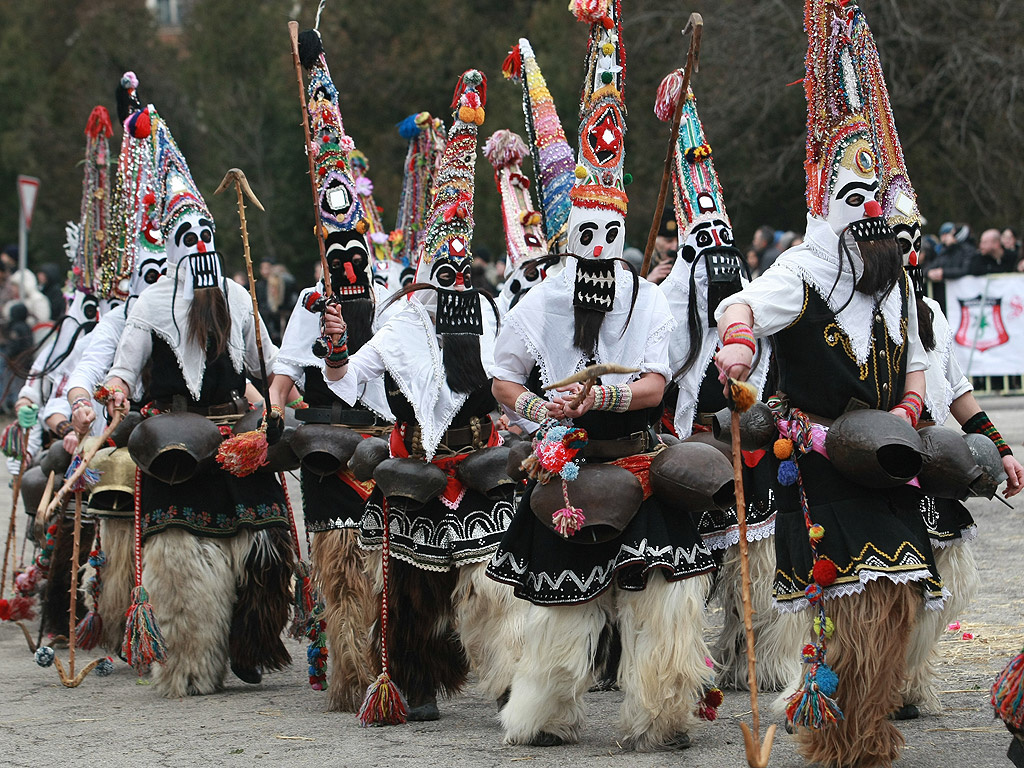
[
  {"x1": 357, "y1": 500, "x2": 408, "y2": 726},
  {"x1": 502, "y1": 43, "x2": 523, "y2": 81},
  {"x1": 654, "y1": 68, "x2": 685, "y2": 123},
  {"x1": 483, "y1": 129, "x2": 529, "y2": 170},
  {"x1": 785, "y1": 667, "x2": 843, "y2": 729},
  {"x1": 216, "y1": 424, "x2": 269, "y2": 477},
  {"x1": 992, "y1": 647, "x2": 1024, "y2": 731},
  {"x1": 75, "y1": 546, "x2": 106, "y2": 651},
  {"x1": 122, "y1": 586, "x2": 167, "y2": 672}
]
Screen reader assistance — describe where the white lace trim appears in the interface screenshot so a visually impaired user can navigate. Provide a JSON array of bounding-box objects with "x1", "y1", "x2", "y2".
[
  {"x1": 701, "y1": 514, "x2": 777, "y2": 552},
  {"x1": 773, "y1": 567, "x2": 938, "y2": 614},
  {"x1": 930, "y1": 524, "x2": 978, "y2": 549}
]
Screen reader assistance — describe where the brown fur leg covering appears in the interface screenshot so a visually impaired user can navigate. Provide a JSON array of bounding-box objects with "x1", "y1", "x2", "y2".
[
  {"x1": 798, "y1": 579, "x2": 917, "y2": 768},
  {"x1": 372, "y1": 558, "x2": 469, "y2": 706},
  {"x1": 228, "y1": 527, "x2": 295, "y2": 672},
  {"x1": 312, "y1": 530, "x2": 375, "y2": 712},
  {"x1": 96, "y1": 517, "x2": 135, "y2": 653},
  {"x1": 42, "y1": 513, "x2": 95, "y2": 637}
]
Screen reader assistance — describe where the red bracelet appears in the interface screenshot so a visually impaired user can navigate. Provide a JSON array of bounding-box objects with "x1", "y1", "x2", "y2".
[
  {"x1": 894, "y1": 390, "x2": 924, "y2": 427},
  {"x1": 722, "y1": 321, "x2": 756, "y2": 354}
]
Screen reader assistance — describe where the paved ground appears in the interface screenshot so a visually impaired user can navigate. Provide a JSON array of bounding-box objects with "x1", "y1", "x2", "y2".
[{"x1": 1, "y1": 398, "x2": 1022, "y2": 767}]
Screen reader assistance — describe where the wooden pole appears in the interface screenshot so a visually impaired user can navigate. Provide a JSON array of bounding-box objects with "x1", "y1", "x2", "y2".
[{"x1": 641, "y1": 13, "x2": 703, "y2": 278}]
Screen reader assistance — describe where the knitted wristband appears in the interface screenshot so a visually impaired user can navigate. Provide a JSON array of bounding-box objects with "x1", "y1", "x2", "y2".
[
  {"x1": 894, "y1": 390, "x2": 924, "y2": 428},
  {"x1": 722, "y1": 321, "x2": 756, "y2": 354},
  {"x1": 286, "y1": 396, "x2": 304, "y2": 409},
  {"x1": 324, "y1": 332, "x2": 349, "y2": 369},
  {"x1": 591, "y1": 384, "x2": 633, "y2": 413},
  {"x1": 270, "y1": 404, "x2": 284, "y2": 419},
  {"x1": 514, "y1": 391, "x2": 549, "y2": 423},
  {"x1": 71, "y1": 397, "x2": 92, "y2": 412},
  {"x1": 54, "y1": 420, "x2": 73, "y2": 438},
  {"x1": 963, "y1": 410, "x2": 1012, "y2": 457}
]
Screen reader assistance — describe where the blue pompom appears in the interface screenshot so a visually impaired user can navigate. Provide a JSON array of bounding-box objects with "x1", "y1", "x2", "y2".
[
  {"x1": 560, "y1": 463, "x2": 579, "y2": 481},
  {"x1": 35, "y1": 646, "x2": 55, "y2": 667},
  {"x1": 397, "y1": 114, "x2": 423, "y2": 140},
  {"x1": 777, "y1": 459, "x2": 799, "y2": 486},
  {"x1": 95, "y1": 657, "x2": 115, "y2": 677},
  {"x1": 814, "y1": 664, "x2": 839, "y2": 697}
]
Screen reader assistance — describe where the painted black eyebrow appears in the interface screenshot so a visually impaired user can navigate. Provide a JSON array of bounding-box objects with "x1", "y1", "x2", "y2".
[
  {"x1": 198, "y1": 218, "x2": 214, "y2": 228},
  {"x1": 578, "y1": 223, "x2": 598, "y2": 232},
  {"x1": 173, "y1": 221, "x2": 193, "y2": 246},
  {"x1": 835, "y1": 180, "x2": 878, "y2": 199},
  {"x1": 605, "y1": 221, "x2": 621, "y2": 230},
  {"x1": 690, "y1": 219, "x2": 728, "y2": 233}
]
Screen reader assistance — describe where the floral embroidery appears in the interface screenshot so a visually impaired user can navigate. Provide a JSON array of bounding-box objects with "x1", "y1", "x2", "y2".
[{"x1": 141, "y1": 502, "x2": 287, "y2": 538}]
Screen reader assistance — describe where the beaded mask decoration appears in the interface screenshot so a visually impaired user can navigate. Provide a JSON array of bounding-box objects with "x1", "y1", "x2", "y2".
[
  {"x1": 71, "y1": 106, "x2": 113, "y2": 299},
  {"x1": 301, "y1": 31, "x2": 374, "y2": 302},
  {"x1": 393, "y1": 112, "x2": 447, "y2": 286},
  {"x1": 502, "y1": 38, "x2": 575, "y2": 252},
  {"x1": 804, "y1": 0, "x2": 882, "y2": 237},
  {"x1": 101, "y1": 73, "x2": 168, "y2": 302},
  {"x1": 850, "y1": 6, "x2": 922, "y2": 266}
]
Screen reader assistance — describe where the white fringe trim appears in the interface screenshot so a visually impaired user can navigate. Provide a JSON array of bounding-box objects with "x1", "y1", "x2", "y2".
[
  {"x1": 773, "y1": 567, "x2": 939, "y2": 614},
  {"x1": 929, "y1": 525, "x2": 978, "y2": 550},
  {"x1": 701, "y1": 514, "x2": 776, "y2": 552}
]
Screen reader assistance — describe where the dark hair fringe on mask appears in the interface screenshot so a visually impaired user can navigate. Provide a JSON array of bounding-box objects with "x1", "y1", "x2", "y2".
[
  {"x1": 341, "y1": 297, "x2": 375, "y2": 354},
  {"x1": 564, "y1": 255, "x2": 640, "y2": 355},
  {"x1": 829, "y1": 228, "x2": 902, "y2": 314},
  {"x1": 187, "y1": 286, "x2": 232, "y2": 359},
  {"x1": 441, "y1": 333, "x2": 488, "y2": 394}
]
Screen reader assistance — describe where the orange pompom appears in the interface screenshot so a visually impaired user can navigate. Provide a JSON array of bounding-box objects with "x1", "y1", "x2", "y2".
[
  {"x1": 728, "y1": 379, "x2": 757, "y2": 413},
  {"x1": 774, "y1": 438, "x2": 794, "y2": 460}
]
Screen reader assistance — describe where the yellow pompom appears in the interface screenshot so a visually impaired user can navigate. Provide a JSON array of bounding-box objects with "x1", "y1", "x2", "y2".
[
  {"x1": 809, "y1": 523, "x2": 825, "y2": 541},
  {"x1": 601, "y1": 42, "x2": 615, "y2": 55},
  {"x1": 813, "y1": 616, "x2": 835, "y2": 639},
  {"x1": 574, "y1": 164, "x2": 588, "y2": 179},
  {"x1": 473, "y1": 107, "x2": 486, "y2": 126},
  {"x1": 774, "y1": 438, "x2": 794, "y2": 460},
  {"x1": 355, "y1": 218, "x2": 369, "y2": 234}
]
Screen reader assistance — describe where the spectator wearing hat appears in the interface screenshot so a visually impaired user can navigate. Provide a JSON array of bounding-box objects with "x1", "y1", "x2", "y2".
[{"x1": 646, "y1": 209, "x2": 679, "y2": 284}]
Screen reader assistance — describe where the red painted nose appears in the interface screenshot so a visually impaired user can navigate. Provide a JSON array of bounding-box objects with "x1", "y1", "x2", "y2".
[
  {"x1": 712, "y1": 230, "x2": 721, "y2": 246},
  {"x1": 593, "y1": 245, "x2": 603, "y2": 257},
  {"x1": 864, "y1": 200, "x2": 882, "y2": 218},
  {"x1": 197, "y1": 240, "x2": 207, "y2": 253},
  {"x1": 455, "y1": 272, "x2": 465, "y2": 287},
  {"x1": 343, "y1": 262, "x2": 356, "y2": 283}
]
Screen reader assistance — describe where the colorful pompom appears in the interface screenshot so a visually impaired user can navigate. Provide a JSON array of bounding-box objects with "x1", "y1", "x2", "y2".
[
  {"x1": 813, "y1": 664, "x2": 839, "y2": 697},
  {"x1": 95, "y1": 657, "x2": 116, "y2": 677},
  {"x1": 808, "y1": 523, "x2": 825, "y2": 541},
  {"x1": 805, "y1": 583, "x2": 823, "y2": 605},
  {"x1": 778, "y1": 459, "x2": 799, "y2": 486},
  {"x1": 552, "y1": 505, "x2": 586, "y2": 538},
  {"x1": 801, "y1": 643, "x2": 817, "y2": 662},
  {"x1": 813, "y1": 616, "x2": 835, "y2": 640}
]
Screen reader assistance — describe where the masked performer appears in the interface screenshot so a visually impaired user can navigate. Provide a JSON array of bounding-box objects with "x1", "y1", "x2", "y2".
[
  {"x1": 323, "y1": 70, "x2": 520, "y2": 722},
  {"x1": 653, "y1": 81, "x2": 803, "y2": 692},
  {"x1": 713, "y1": 2, "x2": 945, "y2": 765},
  {"x1": 486, "y1": 1, "x2": 718, "y2": 750},
  {"x1": 268, "y1": 29, "x2": 393, "y2": 712},
  {"x1": 103, "y1": 100, "x2": 293, "y2": 697}
]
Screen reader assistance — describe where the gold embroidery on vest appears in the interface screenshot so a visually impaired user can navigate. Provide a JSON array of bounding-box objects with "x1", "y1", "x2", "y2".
[{"x1": 824, "y1": 323, "x2": 870, "y2": 380}]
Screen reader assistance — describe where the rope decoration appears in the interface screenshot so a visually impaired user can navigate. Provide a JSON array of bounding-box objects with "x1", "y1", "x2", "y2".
[{"x1": 121, "y1": 467, "x2": 167, "y2": 673}]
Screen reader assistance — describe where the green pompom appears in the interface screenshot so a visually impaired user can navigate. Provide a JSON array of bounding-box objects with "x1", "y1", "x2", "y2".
[
  {"x1": 623, "y1": 173, "x2": 632, "y2": 185},
  {"x1": 601, "y1": 71, "x2": 613, "y2": 84}
]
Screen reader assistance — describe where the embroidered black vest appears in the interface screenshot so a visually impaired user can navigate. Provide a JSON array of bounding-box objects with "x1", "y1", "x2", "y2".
[
  {"x1": 148, "y1": 334, "x2": 245, "y2": 407},
  {"x1": 773, "y1": 275, "x2": 909, "y2": 419}
]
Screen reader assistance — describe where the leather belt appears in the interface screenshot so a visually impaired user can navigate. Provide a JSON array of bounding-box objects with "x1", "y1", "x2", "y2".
[
  {"x1": 296, "y1": 404, "x2": 388, "y2": 428},
  {"x1": 694, "y1": 412, "x2": 716, "y2": 428},
  {"x1": 582, "y1": 430, "x2": 652, "y2": 460},
  {"x1": 154, "y1": 393, "x2": 248, "y2": 417},
  {"x1": 401, "y1": 417, "x2": 494, "y2": 455}
]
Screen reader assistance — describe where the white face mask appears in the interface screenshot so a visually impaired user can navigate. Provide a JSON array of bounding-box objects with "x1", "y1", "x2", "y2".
[
  {"x1": 126, "y1": 250, "x2": 167, "y2": 298},
  {"x1": 566, "y1": 207, "x2": 625, "y2": 261},
  {"x1": 679, "y1": 218, "x2": 735, "y2": 265},
  {"x1": 826, "y1": 162, "x2": 879, "y2": 237},
  {"x1": 167, "y1": 212, "x2": 222, "y2": 298}
]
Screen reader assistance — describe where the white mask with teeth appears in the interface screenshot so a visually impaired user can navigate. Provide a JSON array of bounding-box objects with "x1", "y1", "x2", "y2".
[{"x1": 566, "y1": 207, "x2": 625, "y2": 262}]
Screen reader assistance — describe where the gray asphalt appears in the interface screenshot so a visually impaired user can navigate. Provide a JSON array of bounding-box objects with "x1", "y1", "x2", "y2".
[{"x1": 2, "y1": 397, "x2": 1022, "y2": 767}]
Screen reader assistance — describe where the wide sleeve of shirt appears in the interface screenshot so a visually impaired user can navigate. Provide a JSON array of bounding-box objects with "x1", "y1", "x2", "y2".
[
  {"x1": 106, "y1": 322, "x2": 153, "y2": 396},
  {"x1": 946, "y1": 348, "x2": 973, "y2": 400},
  {"x1": 904, "y1": 280, "x2": 928, "y2": 374},
  {"x1": 715, "y1": 266, "x2": 807, "y2": 337},
  {"x1": 272, "y1": 291, "x2": 312, "y2": 382},
  {"x1": 488, "y1": 321, "x2": 536, "y2": 386},
  {"x1": 325, "y1": 344, "x2": 386, "y2": 406},
  {"x1": 67, "y1": 312, "x2": 125, "y2": 394},
  {"x1": 41, "y1": 391, "x2": 71, "y2": 423}
]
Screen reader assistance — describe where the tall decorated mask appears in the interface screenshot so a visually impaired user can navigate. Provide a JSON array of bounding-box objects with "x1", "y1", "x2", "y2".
[
  {"x1": 412, "y1": 70, "x2": 487, "y2": 336},
  {"x1": 300, "y1": 29, "x2": 374, "y2": 303},
  {"x1": 566, "y1": 0, "x2": 630, "y2": 314}
]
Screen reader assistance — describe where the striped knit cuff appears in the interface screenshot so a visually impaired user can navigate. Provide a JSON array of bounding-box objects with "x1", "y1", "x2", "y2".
[
  {"x1": 591, "y1": 384, "x2": 633, "y2": 413},
  {"x1": 963, "y1": 410, "x2": 1012, "y2": 457},
  {"x1": 514, "y1": 391, "x2": 549, "y2": 423}
]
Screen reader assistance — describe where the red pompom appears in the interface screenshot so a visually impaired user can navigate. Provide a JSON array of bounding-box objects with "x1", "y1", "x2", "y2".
[
  {"x1": 0, "y1": 598, "x2": 10, "y2": 621},
  {"x1": 812, "y1": 558, "x2": 838, "y2": 587}
]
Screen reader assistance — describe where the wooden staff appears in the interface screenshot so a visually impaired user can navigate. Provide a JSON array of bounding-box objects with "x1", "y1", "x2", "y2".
[
  {"x1": 1, "y1": 427, "x2": 30, "y2": 597},
  {"x1": 641, "y1": 13, "x2": 703, "y2": 278},
  {"x1": 42, "y1": 411, "x2": 124, "y2": 517},
  {"x1": 728, "y1": 378, "x2": 776, "y2": 767},
  {"x1": 215, "y1": 168, "x2": 270, "y2": 406}
]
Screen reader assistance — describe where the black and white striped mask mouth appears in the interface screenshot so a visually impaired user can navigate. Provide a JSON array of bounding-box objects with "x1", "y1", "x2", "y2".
[
  {"x1": 187, "y1": 251, "x2": 223, "y2": 290},
  {"x1": 573, "y1": 258, "x2": 616, "y2": 313},
  {"x1": 435, "y1": 288, "x2": 483, "y2": 336}
]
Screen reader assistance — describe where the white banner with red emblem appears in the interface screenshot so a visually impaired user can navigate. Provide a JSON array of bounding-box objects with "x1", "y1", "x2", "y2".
[{"x1": 947, "y1": 274, "x2": 1024, "y2": 376}]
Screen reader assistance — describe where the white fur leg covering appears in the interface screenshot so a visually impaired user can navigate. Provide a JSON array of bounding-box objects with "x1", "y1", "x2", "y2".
[
  {"x1": 500, "y1": 594, "x2": 613, "y2": 745},
  {"x1": 96, "y1": 517, "x2": 135, "y2": 653},
  {"x1": 616, "y1": 572, "x2": 714, "y2": 750},
  {"x1": 143, "y1": 529, "x2": 236, "y2": 698},
  {"x1": 903, "y1": 541, "x2": 980, "y2": 713},
  {"x1": 712, "y1": 537, "x2": 806, "y2": 691},
  {"x1": 452, "y1": 562, "x2": 527, "y2": 701}
]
